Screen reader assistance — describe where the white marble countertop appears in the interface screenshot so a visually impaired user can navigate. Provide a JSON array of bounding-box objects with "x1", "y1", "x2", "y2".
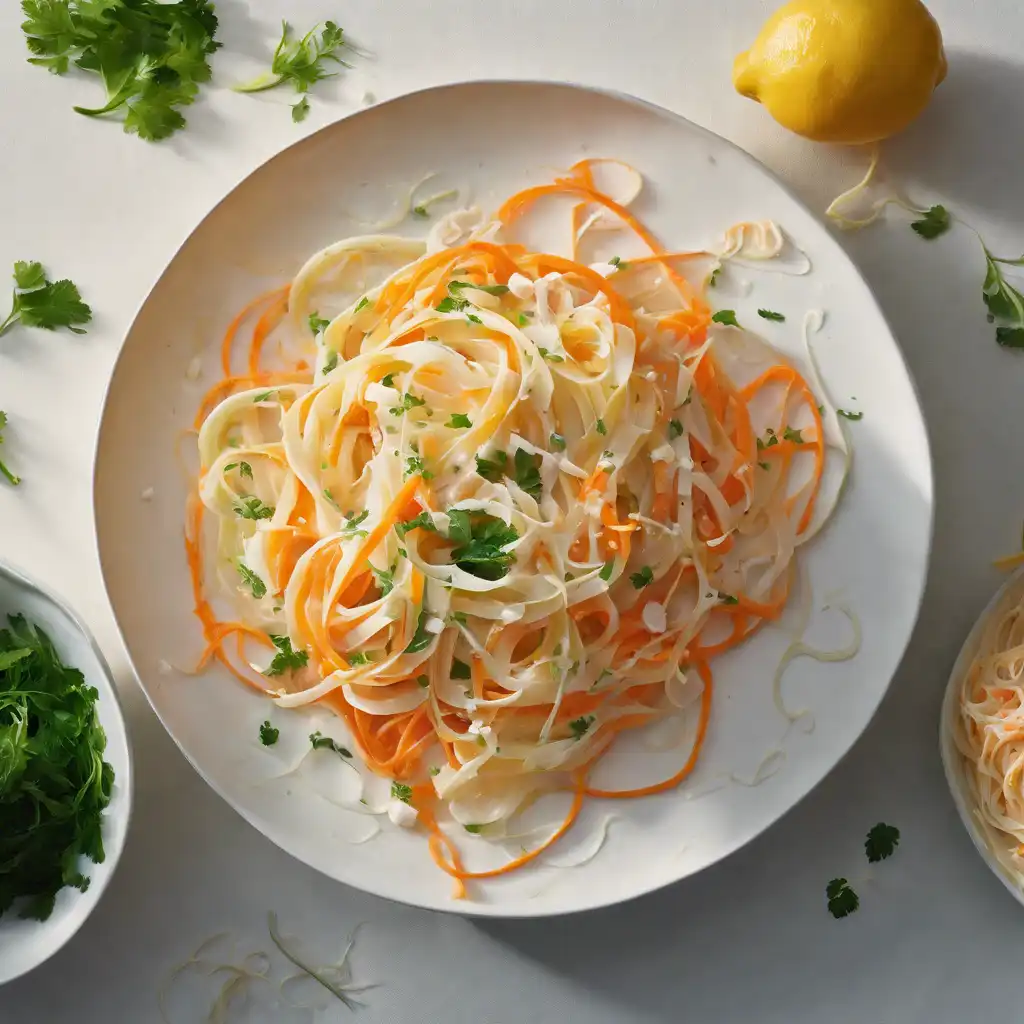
[{"x1": 2, "y1": 1, "x2": 1023, "y2": 1020}]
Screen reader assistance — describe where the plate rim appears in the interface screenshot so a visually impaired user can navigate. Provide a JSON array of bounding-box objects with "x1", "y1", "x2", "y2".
[{"x1": 92, "y1": 78, "x2": 935, "y2": 918}]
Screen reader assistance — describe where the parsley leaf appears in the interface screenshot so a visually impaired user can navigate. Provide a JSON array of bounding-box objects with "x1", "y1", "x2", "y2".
[
  {"x1": 0, "y1": 412, "x2": 20, "y2": 486},
  {"x1": 537, "y1": 346, "x2": 564, "y2": 363},
  {"x1": 568, "y1": 715, "x2": 594, "y2": 740},
  {"x1": 475, "y1": 450, "x2": 507, "y2": 482},
  {"x1": 341, "y1": 510, "x2": 369, "y2": 535},
  {"x1": 837, "y1": 408, "x2": 863, "y2": 421},
  {"x1": 322, "y1": 350, "x2": 338, "y2": 374},
  {"x1": 259, "y1": 720, "x2": 279, "y2": 746},
  {"x1": 782, "y1": 426, "x2": 805, "y2": 445},
  {"x1": 346, "y1": 651, "x2": 371, "y2": 666},
  {"x1": 235, "y1": 20, "x2": 348, "y2": 118},
  {"x1": 757, "y1": 309, "x2": 785, "y2": 322},
  {"x1": 464, "y1": 823, "x2": 483, "y2": 834},
  {"x1": 391, "y1": 781, "x2": 413, "y2": 804},
  {"x1": 512, "y1": 448, "x2": 543, "y2": 501},
  {"x1": 308, "y1": 311, "x2": 330, "y2": 334},
  {"x1": 389, "y1": 392, "x2": 426, "y2": 417},
  {"x1": 997, "y1": 327, "x2": 1024, "y2": 348},
  {"x1": 404, "y1": 608, "x2": 435, "y2": 653},
  {"x1": 354, "y1": 296, "x2": 371, "y2": 314},
  {"x1": 264, "y1": 635, "x2": 308, "y2": 677},
  {"x1": 826, "y1": 877, "x2": 859, "y2": 919},
  {"x1": 380, "y1": 372, "x2": 396, "y2": 387},
  {"x1": 0, "y1": 262, "x2": 92, "y2": 337},
  {"x1": 864, "y1": 822, "x2": 900, "y2": 863},
  {"x1": 608, "y1": 256, "x2": 629, "y2": 270},
  {"x1": 466, "y1": 313, "x2": 483, "y2": 325},
  {"x1": 436, "y1": 296, "x2": 469, "y2": 313},
  {"x1": 599, "y1": 559, "x2": 615, "y2": 582},
  {"x1": 708, "y1": 266, "x2": 721, "y2": 287},
  {"x1": 0, "y1": 614, "x2": 114, "y2": 920},
  {"x1": 910, "y1": 204, "x2": 951, "y2": 240},
  {"x1": 447, "y1": 413, "x2": 472, "y2": 429},
  {"x1": 404, "y1": 452, "x2": 432, "y2": 480},
  {"x1": 668, "y1": 419, "x2": 683, "y2": 439},
  {"x1": 451, "y1": 658, "x2": 472, "y2": 680},
  {"x1": 449, "y1": 280, "x2": 510, "y2": 297},
  {"x1": 395, "y1": 511, "x2": 437, "y2": 537},
  {"x1": 233, "y1": 495, "x2": 275, "y2": 521},
  {"x1": 310, "y1": 731, "x2": 352, "y2": 758},
  {"x1": 237, "y1": 562, "x2": 267, "y2": 599},
  {"x1": 711, "y1": 309, "x2": 739, "y2": 327},
  {"x1": 449, "y1": 512, "x2": 519, "y2": 581},
  {"x1": 549, "y1": 432, "x2": 566, "y2": 451},
  {"x1": 596, "y1": 418, "x2": 607, "y2": 436},
  {"x1": 630, "y1": 566, "x2": 654, "y2": 589},
  {"x1": 983, "y1": 248, "x2": 1024, "y2": 346},
  {"x1": 370, "y1": 562, "x2": 395, "y2": 597}
]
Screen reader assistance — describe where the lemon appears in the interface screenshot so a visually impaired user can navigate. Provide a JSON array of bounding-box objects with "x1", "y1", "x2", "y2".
[{"x1": 733, "y1": 0, "x2": 947, "y2": 145}]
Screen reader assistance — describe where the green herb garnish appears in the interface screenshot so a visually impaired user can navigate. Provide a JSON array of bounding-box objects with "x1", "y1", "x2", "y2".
[
  {"x1": 864, "y1": 822, "x2": 900, "y2": 863},
  {"x1": 595, "y1": 418, "x2": 607, "y2": 436},
  {"x1": 237, "y1": 562, "x2": 267, "y2": 599},
  {"x1": 599, "y1": 559, "x2": 615, "y2": 581},
  {"x1": 436, "y1": 296, "x2": 469, "y2": 313},
  {"x1": 322, "y1": 350, "x2": 339, "y2": 375},
  {"x1": 568, "y1": 715, "x2": 594, "y2": 740},
  {"x1": 757, "y1": 309, "x2": 785, "y2": 322},
  {"x1": 370, "y1": 562, "x2": 395, "y2": 597},
  {"x1": 630, "y1": 566, "x2": 654, "y2": 589},
  {"x1": 0, "y1": 412, "x2": 20, "y2": 486},
  {"x1": 0, "y1": 615, "x2": 114, "y2": 920},
  {"x1": 668, "y1": 419, "x2": 683, "y2": 440},
  {"x1": 233, "y1": 495, "x2": 275, "y2": 521},
  {"x1": 264, "y1": 635, "x2": 308, "y2": 677},
  {"x1": 466, "y1": 313, "x2": 483, "y2": 325},
  {"x1": 346, "y1": 651, "x2": 371, "y2": 666},
  {"x1": 404, "y1": 609, "x2": 435, "y2": 653},
  {"x1": 235, "y1": 20, "x2": 348, "y2": 120},
  {"x1": 451, "y1": 658, "x2": 472, "y2": 680},
  {"x1": 826, "y1": 877, "x2": 859, "y2": 919},
  {"x1": 549, "y1": 432, "x2": 566, "y2": 451},
  {"x1": 21, "y1": 0, "x2": 221, "y2": 142},
  {"x1": 395, "y1": 511, "x2": 437, "y2": 537},
  {"x1": 354, "y1": 296, "x2": 371, "y2": 314},
  {"x1": 910, "y1": 204, "x2": 950, "y2": 240},
  {"x1": 389, "y1": 392, "x2": 427, "y2": 417},
  {"x1": 474, "y1": 450, "x2": 507, "y2": 483},
  {"x1": 308, "y1": 312, "x2": 330, "y2": 334},
  {"x1": 0, "y1": 261, "x2": 91, "y2": 337},
  {"x1": 447, "y1": 413, "x2": 472, "y2": 429},
  {"x1": 837, "y1": 409, "x2": 863, "y2": 421},
  {"x1": 512, "y1": 448, "x2": 543, "y2": 501},
  {"x1": 782, "y1": 426, "x2": 805, "y2": 445},
  {"x1": 259, "y1": 720, "x2": 279, "y2": 746},
  {"x1": 464, "y1": 823, "x2": 483, "y2": 834},
  {"x1": 450, "y1": 281, "x2": 510, "y2": 296},
  {"x1": 391, "y1": 781, "x2": 413, "y2": 804},
  {"x1": 449, "y1": 512, "x2": 519, "y2": 581},
  {"x1": 711, "y1": 309, "x2": 739, "y2": 327},
  {"x1": 291, "y1": 96, "x2": 309, "y2": 122},
  {"x1": 309, "y1": 731, "x2": 352, "y2": 758}
]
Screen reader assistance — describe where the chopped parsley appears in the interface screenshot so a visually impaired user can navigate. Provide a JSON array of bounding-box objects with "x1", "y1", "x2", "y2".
[
  {"x1": 354, "y1": 296, "x2": 371, "y2": 313},
  {"x1": 475, "y1": 450, "x2": 508, "y2": 483},
  {"x1": 599, "y1": 559, "x2": 615, "y2": 582},
  {"x1": 0, "y1": 261, "x2": 92, "y2": 337},
  {"x1": 224, "y1": 461, "x2": 253, "y2": 479},
  {"x1": 512, "y1": 448, "x2": 543, "y2": 501},
  {"x1": 259, "y1": 720, "x2": 279, "y2": 746},
  {"x1": 549, "y1": 432, "x2": 566, "y2": 451},
  {"x1": 404, "y1": 608, "x2": 435, "y2": 653},
  {"x1": 668, "y1": 419, "x2": 684, "y2": 439},
  {"x1": 837, "y1": 409, "x2": 863, "y2": 421},
  {"x1": 537, "y1": 347, "x2": 564, "y2": 363},
  {"x1": 264, "y1": 634, "x2": 308, "y2": 677},
  {"x1": 782, "y1": 426, "x2": 805, "y2": 445},
  {"x1": 395, "y1": 511, "x2": 437, "y2": 537},
  {"x1": 237, "y1": 562, "x2": 267, "y2": 599},
  {"x1": 463, "y1": 824, "x2": 483, "y2": 834},
  {"x1": 233, "y1": 495, "x2": 275, "y2": 520},
  {"x1": 380, "y1": 372, "x2": 396, "y2": 387},
  {"x1": 451, "y1": 658, "x2": 472, "y2": 680},
  {"x1": 466, "y1": 313, "x2": 483, "y2": 325},
  {"x1": 404, "y1": 452, "x2": 432, "y2": 480},
  {"x1": 416, "y1": 674, "x2": 429, "y2": 689},
  {"x1": 0, "y1": 412, "x2": 18, "y2": 486},
  {"x1": 322, "y1": 350, "x2": 338, "y2": 374},
  {"x1": 910, "y1": 204, "x2": 951, "y2": 240},
  {"x1": 436, "y1": 296, "x2": 469, "y2": 313},
  {"x1": 983, "y1": 248, "x2": 1024, "y2": 348},
  {"x1": 346, "y1": 651, "x2": 371, "y2": 666},
  {"x1": 235, "y1": 20, "x2": 348, "y2": 121},
  {"x1": 517, "y1": 312, "x2": 530, "y2": 327},
  {"x1": 608, "y1": 256, "x2": 628, "y2": 270},
  {"x1": 389, "y1": 392, "x2": 426, "y2": 417},
  {"x1": 291, "y1": 96, "x2": 309, "y2": 122},
  {"x1": 252, "y1": 390, "x2": 278, "y2": 403},
  {"x1": 711, "y1": 309, "x2": 739, "y2": 327},
  {"x1": 708, "y1": 266, "x2": 721, "y2": 287},
  {"x1": 568, "y1": 715, "x2": 594, "y2": 740},
  {"x1": 309, "y1": 731, "x2": 352, "y2": 758},
  {"x1": 308, "y1": 311, "x2": 330, "y2": 334},
  {"x1": 629, "y1": 566, "x2": 654, "y2": 589},
  {"x1": 719, "y1": 594, "x2": 739, "y2": 605},
  {"x1": 757, "y1": 309, "x2": 785, "y2": 322},
  {"x1": 391, "y1": 781, "x2": 413, "y2": 804},
  {"x1": 370, "y1": 562, "x2": 395, "y2": 596},
  {"x1": 826, "y1": 877, "x2": 859, "y2": 919},
  {"x1": 341, "y1": 510, "x2": 370, "y2": 535},
  {"x1": 595, "y1": 418, "x2": 607, "y2": 436},
  {"x1": 864, "y1": 822, "x2": 900, "y2": 863},
  {"x1": 449, "y1": 280, "x2": 509, "y2": 297},
  {"x1": 448, "y1": 512, "x2": 519, "y2": 581},
  {"x1": 447, "y1": 413, "x2": 472, "y2": 429}
]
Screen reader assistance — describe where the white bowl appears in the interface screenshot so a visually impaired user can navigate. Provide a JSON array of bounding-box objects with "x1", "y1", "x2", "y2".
[
  {"x1": 940, "y1": 565, "x2": 1024, "y2": 906},
  {"x1": 0, "y1": 561, "x2": 133, "y2": 985}
]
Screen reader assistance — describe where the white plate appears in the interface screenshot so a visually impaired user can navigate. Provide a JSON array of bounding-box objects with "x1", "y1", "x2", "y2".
[
  {"x1": 0, "y1": 561, "x2": 132, "y2": 984},
  {"x1": 940, "y1": 566, "x2": 1024, "y2": 907},
  {"x1": 94, "y1": 81, "x2": 932, "y2": 917}
]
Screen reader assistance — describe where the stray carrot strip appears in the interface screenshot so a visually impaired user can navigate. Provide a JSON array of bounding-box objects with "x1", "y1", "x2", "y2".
[
  {"x1": 220, "y1": 285, "x2": 289, "y2": 377},
  {"x1": 248, "y1": 289, "x2": 291, "y2": 376}
]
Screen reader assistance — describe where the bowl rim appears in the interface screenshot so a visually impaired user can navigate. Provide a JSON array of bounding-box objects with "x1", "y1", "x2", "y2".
[
  {"x1": 939, "y1": 563, "x2": 1024, "y2": 908},
  {"x1": 91, "y1": 78, "x2": 935, "y2": 918},
  {"x1": 0, "y1": 557, "x2": 135, "y2": 984}
]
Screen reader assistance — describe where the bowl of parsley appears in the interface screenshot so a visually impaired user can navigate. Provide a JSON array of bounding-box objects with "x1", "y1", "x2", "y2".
[{"x1": 0, "y1": 560, "x2": 132, "y2": 985}]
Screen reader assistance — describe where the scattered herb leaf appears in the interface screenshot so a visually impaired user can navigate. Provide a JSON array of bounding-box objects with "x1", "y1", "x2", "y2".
[
  {"x1": 630, "y1": 566, "x2": 654, "y2": 589},
  {"x1": 910, "y1": 204, "x2": 951, "y2": 240},
  {"x1": 711, "y1": 309, "x2": 739, "y2": 327},
  {"x1": 0, "y1": 261, "x2": 91, "y2": 337},
  {"x1": 259, "y1": 720, "x2": 279, "y2": 746},
  {"x1": 309, "y1": 731, "x2": 352, "y2": 758},
  {"x1": 237, "y1": 562, "x2": 267, "y2": 599},
  {"x1": 264, "y1": 635, "x2": 308, "y2": 676},
  {"x1": 864, "y1": 822, "x2": 900, "y2": 863},
  {"x1": 826, "y1": 877, "x2": 859, "y2": 919},
  {"x1": 757, "y1": 309, "x2": 785, "y2": 322}
]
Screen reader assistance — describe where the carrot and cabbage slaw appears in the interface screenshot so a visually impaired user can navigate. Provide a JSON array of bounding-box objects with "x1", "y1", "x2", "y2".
[{"x1": 186, "y1": 160, "x2": 846, "y2": 895}]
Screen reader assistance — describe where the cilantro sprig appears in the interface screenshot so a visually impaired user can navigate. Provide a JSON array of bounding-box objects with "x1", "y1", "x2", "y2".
[
  {"x1": 983, "y1": 249, "x2": 1024, "y2": 349},
  {"x1": 0, "y1": 615, "x2": 114, "y2": 921},
  {"x1": 910, "y1": 204, "x2": 950, "y2": 240},
  {"x1": 21, "y1": 0, "x2": 221, "y2": 142},
  {"x1": 264, "y1": 635, "x2": 308, "y2": 677},
  {"x1": 0, "y1": 261, "x2": 91, "y2": 338},
  {"x1": 447, "y1": 510, "x2": 518, "y2": 581},
  {"x1": 235, "y1": 19, "x2": 349, "y2": 122},
  {"x1": 864, "y1": 822, "x2": 900, "y2": 863},
  {"x1": 826, "y1": 878, "x2": 859, "y2": 919}
]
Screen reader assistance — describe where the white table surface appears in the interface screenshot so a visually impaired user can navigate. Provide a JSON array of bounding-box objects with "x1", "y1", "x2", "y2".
[{"x1": 2, "y1": 1, "x2": 1023, "y2": 1020}]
